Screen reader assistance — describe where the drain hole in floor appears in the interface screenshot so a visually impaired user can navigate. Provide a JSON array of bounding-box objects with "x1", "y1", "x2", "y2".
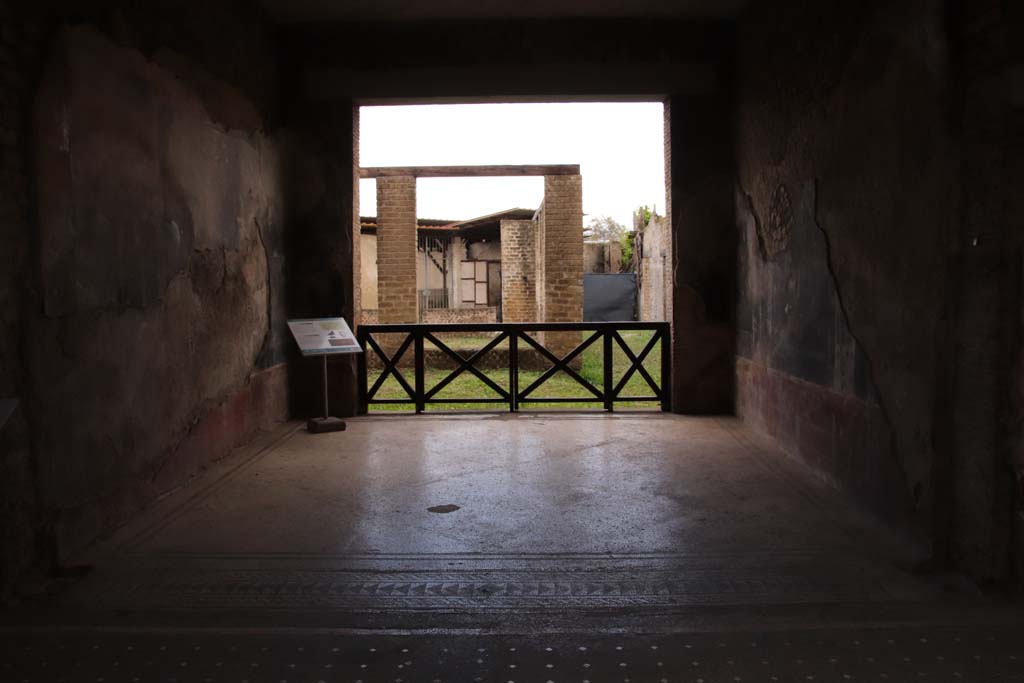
[{"x1": 428, "y1": 504, "x2": 460, "y2": 513}]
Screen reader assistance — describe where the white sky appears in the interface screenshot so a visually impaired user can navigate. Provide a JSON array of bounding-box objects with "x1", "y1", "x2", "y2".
[{"x1": 359, "y1": 102, "x2": 665, "y2": 231}]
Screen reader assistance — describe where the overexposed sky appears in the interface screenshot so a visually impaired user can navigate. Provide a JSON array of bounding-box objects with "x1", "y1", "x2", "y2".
[{"x1": 359, "y1": 103, "x2": 665, "y2": 230}]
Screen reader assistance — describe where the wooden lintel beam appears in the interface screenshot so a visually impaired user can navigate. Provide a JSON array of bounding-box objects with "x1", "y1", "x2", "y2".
[{"x1": 359, "y1": 164, "x2": 580, "y2": 179}]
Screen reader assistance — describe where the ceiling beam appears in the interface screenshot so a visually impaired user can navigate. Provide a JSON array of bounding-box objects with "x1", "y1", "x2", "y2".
[{"x1": 360, "y1": 165, "x2": 580, "y2": 178}]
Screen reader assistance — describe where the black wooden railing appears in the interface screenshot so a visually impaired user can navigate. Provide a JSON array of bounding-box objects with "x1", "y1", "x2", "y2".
[{"x1": 357, "y1": 322, "x2": 670, "y2": 413}]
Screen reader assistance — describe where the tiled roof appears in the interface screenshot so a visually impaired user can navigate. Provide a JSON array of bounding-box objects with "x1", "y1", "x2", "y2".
[
  {"x1": 360, "y1": 207, "x2": 536, "y2": 234},
  {"x1": 359, "y1": 216, "x2": 460, "y2": 231}
]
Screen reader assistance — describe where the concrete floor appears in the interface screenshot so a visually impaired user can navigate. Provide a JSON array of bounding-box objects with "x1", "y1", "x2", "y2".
[
  {"x1": 116, "y1": 414, "x2": 894, "y2": 557},
  {"x1": 33, "y1": 413, "x2": 980, "y2": 622},
  {"x1": 5, "y1": 415, "x2": 1022, "y2": 679}
]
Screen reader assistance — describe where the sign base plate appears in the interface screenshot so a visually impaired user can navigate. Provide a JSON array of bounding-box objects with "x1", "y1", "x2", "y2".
[{"x1": 307, "y1": 417, "x2": 347, "y2": 434}]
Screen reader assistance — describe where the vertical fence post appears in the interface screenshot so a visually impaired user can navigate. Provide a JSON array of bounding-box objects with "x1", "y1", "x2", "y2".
[
  {"x1": 357, "y1": 327, "x2": 368, "y2": 415},
  {"x1": 509, "y1": 331, "x2": 519, "y2": 413},
  {"x1": 660, "y1": 325, "x2": 672, "y2": 413},
  {"x1": 414, "y1": 330, "x2": 425, "y2": 414},
  {"x1": 603, "y1": 328, "x2": 614, "y2": 412}
]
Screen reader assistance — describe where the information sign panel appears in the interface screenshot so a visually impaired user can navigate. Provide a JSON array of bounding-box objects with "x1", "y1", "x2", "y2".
[{"x1": 287, "y1": 318, "x2": 361, "y2": 356}]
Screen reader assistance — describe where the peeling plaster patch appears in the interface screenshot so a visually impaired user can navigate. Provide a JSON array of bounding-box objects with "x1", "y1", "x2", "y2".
[{"x1": 759, "y1": 184, "x2": 792, "y2": 261}]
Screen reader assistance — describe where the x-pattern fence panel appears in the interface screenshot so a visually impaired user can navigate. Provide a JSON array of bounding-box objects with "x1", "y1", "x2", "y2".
[{"x1": 357, "y1": 322, "x2": 670, "y2": 413}]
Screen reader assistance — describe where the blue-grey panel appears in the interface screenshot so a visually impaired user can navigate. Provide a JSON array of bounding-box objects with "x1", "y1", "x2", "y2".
[{"x1": 584, "y1": 273, "x2": 637, "y2": 322}]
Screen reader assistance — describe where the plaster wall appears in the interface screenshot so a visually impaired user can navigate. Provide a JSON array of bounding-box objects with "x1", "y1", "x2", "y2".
[
  {"x1": 416, "y1": 243, "x2": 448, "y2": 291},
  {"x1": 28, "y1": 21, "x2": 289, "y2": 564},
  {"x1": 467, "y1": 240, "x2": 502, "y2": 261},
  {"x1": 448, "y1": 236, "x2": 468, "y2": 308},
  {"x1": 734, "y1": 0, "x2": 958, "y2": 556}
]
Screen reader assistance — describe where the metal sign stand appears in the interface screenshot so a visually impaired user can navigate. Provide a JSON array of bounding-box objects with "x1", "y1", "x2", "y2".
[
  {"x1": 287, "y1": 317, "x2": 358, "y2": 434},
  {"x1": 308, "y1": 354, "x2": 346, "y2": 433}
]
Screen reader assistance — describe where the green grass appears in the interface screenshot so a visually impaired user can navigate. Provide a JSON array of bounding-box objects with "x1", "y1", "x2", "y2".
[{"x1": 366, "y1": 329, "x2": 663, "y2": 412}]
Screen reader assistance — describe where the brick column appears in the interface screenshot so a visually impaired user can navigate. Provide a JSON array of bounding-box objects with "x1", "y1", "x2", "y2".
[
  {"x1": 375, "y1": 176, "x2": 418, "y2": 323},
  {"x1": 539, "y1": 174, "x2": 583, "y2": 355},
  {"x1": 500, "y1": 219, "x2": 536, "y2": 322}
]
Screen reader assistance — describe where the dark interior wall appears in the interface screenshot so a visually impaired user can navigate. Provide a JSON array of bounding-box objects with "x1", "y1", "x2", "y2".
[
  {"x1": 953, "y1": 1, "x2": 1024, "y2": 584},
  {"x1": 666, "y1": 92, "x2": 736, "y2": 414},
  {"x1": 1, "y1": 1, "x2": 291, "y2": 596},
  {"x1": 95, "y1": 2, "x2": 280, "y2": 126},
  {"x1": 279, "y1": 101, "x2": 361, "y2": 419},
  {"x1": 734, "y1": 0, "x2": 959, "y2": 555},
  {"x1": 0, "y1": 1, "x2": 49, "y2": 600},
  {"x1": 292, "y1": 19, "x2": 731, "y2": 102}
]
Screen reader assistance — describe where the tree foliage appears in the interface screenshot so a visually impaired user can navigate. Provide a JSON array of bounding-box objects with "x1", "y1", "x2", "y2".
[
  {"x1": 584, "y1": 215, "x2": 627, "y2": 241},
  {"x1": 619, "y1": 231, "x2": 634, "y2": 270},
  {"x1": 635, "y1": 205, "x2": 653, "y2": 229}
]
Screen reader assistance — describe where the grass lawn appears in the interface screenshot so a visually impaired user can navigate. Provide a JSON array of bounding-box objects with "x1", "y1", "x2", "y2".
[{"x1": 366, "y1": 329, "x2": 664, "y2": 412}]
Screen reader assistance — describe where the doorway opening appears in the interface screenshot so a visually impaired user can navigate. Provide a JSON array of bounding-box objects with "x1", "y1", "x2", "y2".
[{"x1": 356, "y1": 102, "x2": 667, "y2": 412}]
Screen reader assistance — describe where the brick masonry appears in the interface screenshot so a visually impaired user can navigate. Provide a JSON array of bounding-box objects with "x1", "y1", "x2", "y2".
[
  {"x1": 423, "y1": 307, "x2": 498, "y2": 325},
  {"x1": 365, "y1": 306, "x2": 498, "y2": 329},
  {"x1": 538, "y1": 175, "x2": 583, "y2": 355},
  {"x1": 500, "y1": 219, "x2": 536, "y2": 322},
  {"x1": 375, "y1": 176, "x2": 418, "y2": 323}
]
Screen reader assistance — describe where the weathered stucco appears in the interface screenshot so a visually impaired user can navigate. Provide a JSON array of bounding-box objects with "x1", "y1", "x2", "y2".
[
  {"x1": 637, "y1": 212, "x2": 670, "y2": 322},
  {"x1": 29, "y1": 25, "x2": 289, "y2": 560},
  {"x1": 735, "y1": 0, "x2": 958, "y2": 555}
]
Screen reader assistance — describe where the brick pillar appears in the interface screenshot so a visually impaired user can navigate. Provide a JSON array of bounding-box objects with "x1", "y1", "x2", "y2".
[
  {"x1": 539, "y1": 174, "x2": 583, "y2": 355},
  {"x1": 375, "y1": 176, "x2": 418, "y2": 323},
  {"x1": 500, "y1": 219, "x2": 536, "y2": 322}
]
